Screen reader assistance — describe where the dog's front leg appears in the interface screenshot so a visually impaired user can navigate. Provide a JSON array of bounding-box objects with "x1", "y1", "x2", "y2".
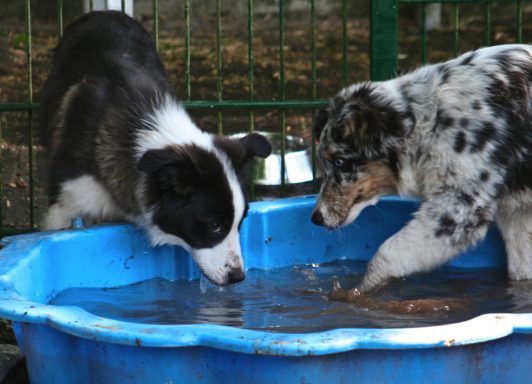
[{"x1": 359, "y1": 195, "x2": 496, "y2": 292}]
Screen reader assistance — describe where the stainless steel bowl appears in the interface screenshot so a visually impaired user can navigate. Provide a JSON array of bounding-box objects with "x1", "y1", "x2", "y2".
[{"x1": 233, "y1": 131, "x2": 319, "y2": 186}]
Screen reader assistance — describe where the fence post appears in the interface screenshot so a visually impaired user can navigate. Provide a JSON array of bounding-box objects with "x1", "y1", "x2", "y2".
[{"x1": 370, "y1": 0, "x2": 398, "y2": 81}]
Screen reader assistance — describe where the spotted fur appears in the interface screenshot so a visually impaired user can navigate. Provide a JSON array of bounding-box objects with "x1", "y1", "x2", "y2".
[{"x1": 312, "y1": 44, "x2": 532, "y2": 292}]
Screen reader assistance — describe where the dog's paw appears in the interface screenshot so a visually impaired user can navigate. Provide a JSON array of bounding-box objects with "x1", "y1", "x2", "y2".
[
  {"x1": 359, "y1": 276, "x2": 386, "y2": 293},
  {"x1": 359, "y1": 257, "x2": 394, "y2": 293}
]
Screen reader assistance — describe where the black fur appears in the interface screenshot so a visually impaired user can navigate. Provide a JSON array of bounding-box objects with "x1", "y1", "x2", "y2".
[{"x1": 38, "y1": 11, "x2": 271, "y2": 286}]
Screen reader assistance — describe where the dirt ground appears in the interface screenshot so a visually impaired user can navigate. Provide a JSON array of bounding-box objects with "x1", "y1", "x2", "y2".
[{"x1": 0, "y1": 1, "x2": 530, "y2": 381}]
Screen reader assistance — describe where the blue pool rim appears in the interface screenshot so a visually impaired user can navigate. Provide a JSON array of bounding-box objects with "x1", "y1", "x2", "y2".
[{"x1": 0, "y1": 195, "x2": 531, "y2": 356}]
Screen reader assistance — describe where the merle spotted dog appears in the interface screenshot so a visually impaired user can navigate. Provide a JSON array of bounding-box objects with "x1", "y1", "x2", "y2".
[{"x1": 311, "y1": 44, "x2": 532, "y2": 292}]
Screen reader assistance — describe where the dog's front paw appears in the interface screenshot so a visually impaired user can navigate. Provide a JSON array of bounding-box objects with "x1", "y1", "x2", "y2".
[
  {"x1": 359, "y1": 274, "x2": 388, "y2": 293},
  {"x1": 359, "y1": 256, "x2": 394, "y2": 293}
]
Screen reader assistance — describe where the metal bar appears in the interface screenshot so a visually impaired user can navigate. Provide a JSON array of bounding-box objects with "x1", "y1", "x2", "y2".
[
  {"x1": 0, "y1": 104, "x2": 38, "y2": 112},
  {"x1": 279, "y1": 0, "x2": 286, "y2": 190},
  {"x1": 370, "y1": 0, "x2": 398, "y2": 81},
  {"x1": 279, "y1": 1, "x2": 286, "y2": 102},
  {"x1": 342, "y1": 0, "x2": 348, "y2": 86},
  {"x1": 247, "y1": 0, "x2": 255, "y2": 198},
  {"x1": 56, "y1": 0, "x2": 63, "y2": 37},
  {"x1": 25, "y1": 2, "x2": 32, "y2": 106},
  {"x1": 310, "y1": 0, "x2": 317, "y2": 186},
  {"x1": 0, "y1": 100, "x2": 329, "y2": 112},
  {"x1": 153, "y1": 0, "x2": 159, "y2": 51},
  {"x1": 25, "y1": 0, "x2": 35, "y2": 228},
  {"x1": 121, "y1": 0, "x2": 126, "y2": 12},
  {"x1": 484, "y1": 2, "x2": 491, "y2": 45},
  {"x1": 247, "y1": 0, "x2": 255, "y2": 132},
  {"x1": 399, "y1": 0, "x2": 521, "y2": 3},
  {"x1": 216, "y1": 0, "x2": 223, "y2": 134},
  {"x1": 184, "y1": 0, "x2": 191, "y2": 100},
  {"x1": 420, "y1": 3, "x2": 427, "y2": 64},
  {"x1": 0, "y1": 119, "x2": 2, "y2": 226},
  {"x1": 517, "y1": 1, "x2": 523, "y2": 43},
  {"x1": 453, "y1": 3, "x2": 460, "y2": 57},
  {"x1": 89, "y1": 0, "x2": 94, "y2": 11},
  {"x1": 310, "y1": 0, "x2": 317, "y2": 101}
]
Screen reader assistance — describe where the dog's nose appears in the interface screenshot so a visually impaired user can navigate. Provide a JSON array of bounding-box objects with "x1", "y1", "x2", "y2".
[
  {"x1": 227, "y1": 267, "x2": 245, "y2": 284},
  {"x1": 311, "y1": 210, "x2": 324, "y2": 226}
]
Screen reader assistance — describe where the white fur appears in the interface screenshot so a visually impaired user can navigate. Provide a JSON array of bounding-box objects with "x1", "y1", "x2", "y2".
[
  {"x1": 344, "y1": 197, "x2": 379, "y2": 226},
  {"x1": 317, "y1": 45, "x2": 532, "y2": 291},
  {"x1": 42, "y1": 175, "x2": 126, "y2": 230},
  {"x1": 193, "y1": 225, "x2": 244, "y2": 284},
  {"x1": 361, "y1": 46, "x2": 531, "y2": 290},
  {"x1": 496, "y1": 191, "x2": 532, "y2": 280},
  {"x1": 135, "y1": 98, "x2": 246, "y2": 284},
  {"x1": 136, "y1": 96, "x2": 212, "y2": 156}
]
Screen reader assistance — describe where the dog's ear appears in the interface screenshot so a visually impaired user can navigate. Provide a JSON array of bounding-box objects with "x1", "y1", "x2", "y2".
[
  {"x1": 137, "y1": 147, "x2": 186, "y2": 174},
  {"x1": 215, "y1": 133, "x2": 272, "y2": 169},
  {"x1": 240, "y1": 132, "x2": 272, "y2": 160},
  {"x1": 314, "y1": 109, "x2": 328, "y2": 142},
  {"x1": 137, "y1": 148, "x2": 194, "y2": 196},
  {"x1": 337, "y1": 101, "x2": 402, "y2": 157},
  {"x1": 338, "y1": 102, "x2": 367, "y2": 142}
]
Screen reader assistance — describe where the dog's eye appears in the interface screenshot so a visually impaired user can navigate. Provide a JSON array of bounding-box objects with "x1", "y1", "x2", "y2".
[
  {"x1": 334, "y1": 158, "x2": 346, "y2": 168},
  {"x1": 208, "y1": 222, "x2": 222, "y2": 233}
]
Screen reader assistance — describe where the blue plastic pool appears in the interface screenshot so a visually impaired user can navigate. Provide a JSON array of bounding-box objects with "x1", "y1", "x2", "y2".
[{"x1": 0, "y1": 196, "x2": 531, "y2": 384}]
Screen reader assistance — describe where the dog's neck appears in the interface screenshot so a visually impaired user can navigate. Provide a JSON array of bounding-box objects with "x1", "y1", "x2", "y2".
[
  {"x1": 391, "y1": 69, "x2": 440, "y2": 138},
  {"x1": 371, "y1": 74, "x2": 442, "y2": 197}
]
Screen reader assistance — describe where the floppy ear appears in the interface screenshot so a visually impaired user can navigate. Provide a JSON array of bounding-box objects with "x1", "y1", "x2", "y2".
[
  {"x1": 314, "y1": 109, "x2": 329, "y2": 142},
  {"x1": 137, "y1": 147, "x2": 183, "y2": 174},
  {"x1": 336, "y1": 101, "x2": 402, "y2": 157},
  {"x1": 215, "y1": 133, "x2": 272, "y2": 169},
  {"x1": 137, "y1": 148, "x2": 194, "y2": 196},
  {"x1": 239, "y1": 132, "x2": 272, "y2": 160}
]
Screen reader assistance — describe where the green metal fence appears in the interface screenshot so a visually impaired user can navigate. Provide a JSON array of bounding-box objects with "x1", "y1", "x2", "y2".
[
  {"x1": 0, "y1": 0, "x2": 530, "y2": 235},
  {"x1": 372, "y1": 0, "x2": 529, "y2": 81}
]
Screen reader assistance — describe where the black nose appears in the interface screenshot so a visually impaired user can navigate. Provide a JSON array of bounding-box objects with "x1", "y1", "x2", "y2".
[
  {"x1": 227, "y1": 267, "x2": 245, "y2": 284},
  {"x1": 311, "y1": 210, "x2": 324, "y2": 226}
]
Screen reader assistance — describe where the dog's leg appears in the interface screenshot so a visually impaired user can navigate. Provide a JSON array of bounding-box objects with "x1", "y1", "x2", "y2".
[
  {"x1": 359, "y1": 193, "x2": 495, "y2": 292},
  {"x1": 41, "y1": 175, "x2": 123, "y2": 230},
  {"x1": 42, "y1": 202, "x2": 76, "y2": 230},
  {"x1": 496, "y1": 192, "x2": 532, "y2": 280}
]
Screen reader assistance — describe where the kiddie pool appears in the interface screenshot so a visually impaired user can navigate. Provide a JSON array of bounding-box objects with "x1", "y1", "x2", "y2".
[{"x1": 0, "y1": 196, "x2": 531, "y2": 384}]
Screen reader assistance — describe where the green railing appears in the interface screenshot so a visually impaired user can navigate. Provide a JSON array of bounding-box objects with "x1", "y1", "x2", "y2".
[
  {"x1": 371, "y1": 0, "x2": 529, "y2": 80},
  {"x1": 0, "y1": 0, "x2": 529, "y2": 234}
]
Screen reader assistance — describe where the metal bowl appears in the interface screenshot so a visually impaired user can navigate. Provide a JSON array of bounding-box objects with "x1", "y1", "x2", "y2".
[{"x1": 234, "y1": 131, "x2": 319, "y2": 186}]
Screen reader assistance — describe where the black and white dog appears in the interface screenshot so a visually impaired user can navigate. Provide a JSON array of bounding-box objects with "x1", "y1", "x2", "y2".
[
  {"x1": 38, "y1": 11, "x2": 271, "y2": 285},
  {"x1": 312, "y1": 44, "x2": 532, "y2": 292}
]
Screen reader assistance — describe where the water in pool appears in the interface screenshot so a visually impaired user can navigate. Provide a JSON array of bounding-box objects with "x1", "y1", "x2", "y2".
[{"x1": 49, "y1": 260, "x2": 532, "y2": 332}]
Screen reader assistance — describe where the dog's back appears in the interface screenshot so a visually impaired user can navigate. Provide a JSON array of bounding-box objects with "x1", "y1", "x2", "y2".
[
  {"x1": 39, "y1": 11, "x2": 168, "y2": 148},
  {"x1": 39, "y1": 11, "x2": 170, "y2": 208}
]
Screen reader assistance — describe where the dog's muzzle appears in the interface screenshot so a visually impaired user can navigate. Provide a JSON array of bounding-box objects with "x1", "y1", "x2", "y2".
[
  {"x1": 311, "y1": 209, "x2": 325, "y2": 226},
  {"x1": 226, "y1": 267, "x2": 245, "y2": 284}
]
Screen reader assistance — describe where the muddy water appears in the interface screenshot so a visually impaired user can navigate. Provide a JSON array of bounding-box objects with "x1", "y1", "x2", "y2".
[{"x1": 49, "y1": 260, "x2": 532, "y2": 332}]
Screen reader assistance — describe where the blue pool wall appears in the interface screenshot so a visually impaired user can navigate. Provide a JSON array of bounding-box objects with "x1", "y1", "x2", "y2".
[
  {"x1": 2, "y1": 195, "x2": 529, "y2": 384},
  {"x1": 1, "y1": 195, "x2": 506, "y2": 305}
]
